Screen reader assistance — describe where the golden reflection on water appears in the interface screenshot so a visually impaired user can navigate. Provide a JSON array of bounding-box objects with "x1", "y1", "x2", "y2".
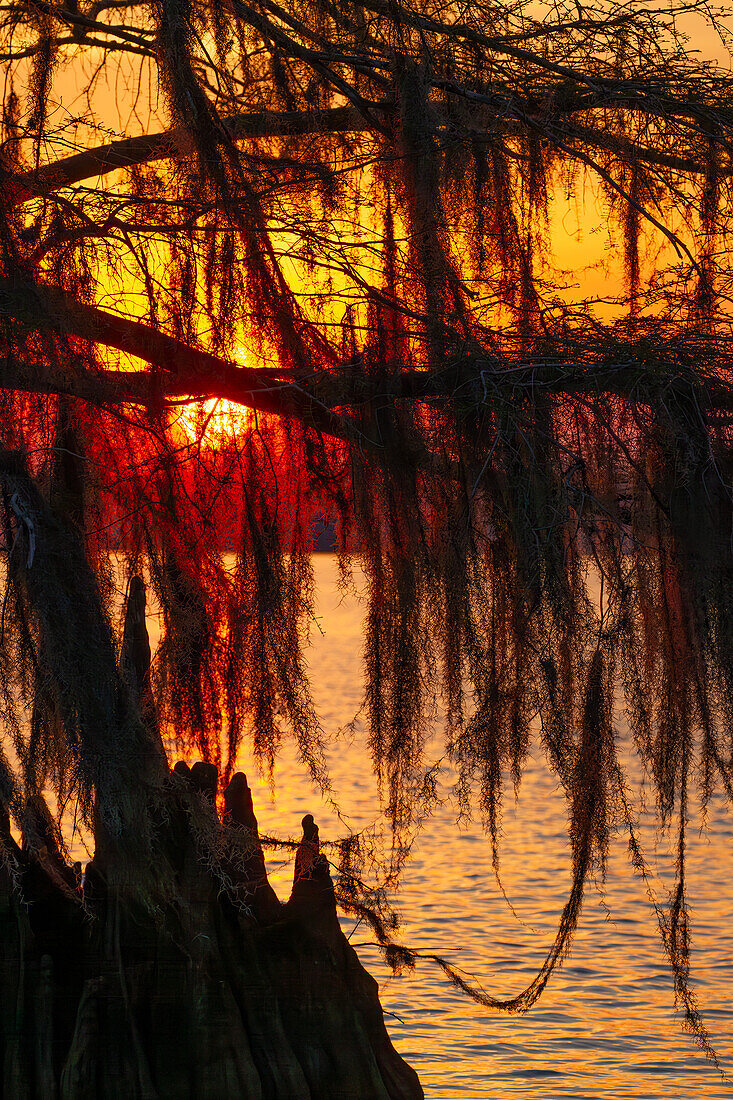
[
  {"x1": 245, "y1": 557, "x2": 733, "y2": 1099},
  {"x1": 67, "y1": 555, "x2": 733, "y2": 1098}
]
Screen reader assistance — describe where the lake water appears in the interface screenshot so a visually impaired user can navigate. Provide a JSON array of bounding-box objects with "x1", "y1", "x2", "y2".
[
  {"x1": 74, "y1": 555, "x2": 733, "y2": 1097},
  {"x1": 234, "y1": 556, "x2": 733, "y2": 1099}
]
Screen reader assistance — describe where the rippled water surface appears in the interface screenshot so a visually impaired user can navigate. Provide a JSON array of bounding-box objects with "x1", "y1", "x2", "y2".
[
  {"x1": 78, "y1": 556, "x2": 733, "y2": 1098},
  {"x1": 234, "y1": 556, "x2": 733, "y2": 1099}
]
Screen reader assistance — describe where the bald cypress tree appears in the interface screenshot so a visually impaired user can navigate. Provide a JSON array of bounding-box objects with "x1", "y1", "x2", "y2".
[{"x1": 1, "y1": 0, "x2": 733, "y2": 1092}]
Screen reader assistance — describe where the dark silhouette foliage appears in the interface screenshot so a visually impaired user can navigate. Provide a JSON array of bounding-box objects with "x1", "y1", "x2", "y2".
[{"x1": 1, "y1": 0, "x2": 733, "y2": 1064}]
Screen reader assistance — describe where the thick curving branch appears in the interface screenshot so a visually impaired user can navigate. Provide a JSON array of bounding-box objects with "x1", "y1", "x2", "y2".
[
  {"x1": 7, "y1": 104, "x2": 391, "y2": 205},
  {"x1": 2, "y1": 282, "x2": 733, "y2": 433},
  {"x1": 0, "y1": 281, "x2": 377, "y2": 446}
]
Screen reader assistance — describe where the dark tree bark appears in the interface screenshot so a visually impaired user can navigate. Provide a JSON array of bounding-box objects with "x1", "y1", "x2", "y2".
[
  {"x1": 0, "y1": 774, "x2": 423, "y2": 1099},
  {"x1": 0, "y1": 478, "x2": 422, "y2": 1099}
]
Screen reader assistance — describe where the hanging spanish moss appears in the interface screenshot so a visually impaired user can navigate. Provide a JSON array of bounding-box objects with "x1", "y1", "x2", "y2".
[{"x1": 1, "y1": 0, "x2": 733, "y2": 1092}]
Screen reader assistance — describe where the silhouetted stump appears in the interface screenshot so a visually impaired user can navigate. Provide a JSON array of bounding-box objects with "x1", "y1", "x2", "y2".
[
  {"x1": 222, "y1": 772, "x2": 281, "y2": 923},
  {"x1": 0, "y1": 564, "x2": 421, "y2": 1097},
  {"x1": 0, "y1": 766, "x2": 423, "y2": 1099},
  {"x1": 121, "y1": 574, "x2": 158, "y2": 736},
  {"x1": 286, "y1": 815, "x2": 340, "y2": 941}
]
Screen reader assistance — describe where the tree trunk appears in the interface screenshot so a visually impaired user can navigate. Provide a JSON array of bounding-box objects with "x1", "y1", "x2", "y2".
[
  {"x1": 0, "y1": 772, "x2": 423, "y2": 1099},
  {"x1": 0, "y1": 456, "x2": 422, "y2": 1099}
]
